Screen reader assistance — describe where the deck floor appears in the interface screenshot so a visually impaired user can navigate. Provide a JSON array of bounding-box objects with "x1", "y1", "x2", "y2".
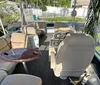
[
  {"x1": 13, "y1": 34, "x2": 65, "y2": 85},
  {"x1": 13, "y1": 34, "x2": 97, "y2": 85}
]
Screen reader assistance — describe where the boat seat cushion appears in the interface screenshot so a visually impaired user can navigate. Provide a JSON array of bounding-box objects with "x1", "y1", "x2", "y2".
[
  {"x1": 23, "y1": 27, "x2": 39, "y2": 48},
  {"x1": 0, "y1": 35, "x2": 11, "y2": 53},
  {"x1": 54, "y1": 27, "x2": 73, "y2": 33},
  {"x1": 1, "y1": 74, "x2": 42, "y2": 85},
  {"x1": 0, "y1": 70, "x2": 7, "y2": 84},
  {"x1": 87, "y1": 75, "x2": 100, "y2": 85},
  {"x1": 11, "y1": 33, "x2": 28, "y2": 49},
  {"x1": 0, "y1": 60, "x2": 17, "y2": 74},
  {"x1": 0, "y1": 35, "x2": 17, "y2": 74},
  {"x1": 27, "y1": 35, "x2": 39, "y2": 48},
  {"x1": 23, "y1": 27, "x2": 36, "y2": 35}
]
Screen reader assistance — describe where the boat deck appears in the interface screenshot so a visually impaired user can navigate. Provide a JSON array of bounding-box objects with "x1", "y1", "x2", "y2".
[
  {"x1": 13, "y1": 34, "x2": 62, "y2": 85},
  {"x1": 13, "y1": 33, "x2": 97, "y2": 85}
]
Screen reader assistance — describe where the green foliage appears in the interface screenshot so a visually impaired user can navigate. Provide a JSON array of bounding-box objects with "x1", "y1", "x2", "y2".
[
  {"x1": 40, "y1": 5, "x2": 47, "y2": 11},
  {"x1": 12, "y1": 0, "x2": 71, "y2": 7},
  {"x1": 0, "y1": 2, "x2": 20, "y2": 25},
  {"x1": 96, "y1": 32, "x2": 100, "y2": 51},
  {"x1": 56, "y1": 0, "x2": 71, "y2": 7},
  {"x1": 46, "y1": 0, "x2": 51, "y2": 6},
  {"x1": 41, "y1": 17, "x2": 85, "y2": 22},
  {"x1": 15, "y1": 0, "x2": 18, "y2": 3},
  {"x1": 96, "y1": 46, "x2": 100, "y2": 51}
]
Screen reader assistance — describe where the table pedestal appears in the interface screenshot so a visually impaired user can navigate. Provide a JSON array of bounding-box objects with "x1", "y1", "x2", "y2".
[{"x1": 22, "y1": 62, "x2": 29, "y2": 74}]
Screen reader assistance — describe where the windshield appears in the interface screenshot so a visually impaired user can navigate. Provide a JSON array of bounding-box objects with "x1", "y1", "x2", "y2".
[
  {"x1": 0, "y1": 0, "x2": 98, "y2": 48},
  {"x1": 0, "y1": 0, "x2": 87, "y2": 33}
]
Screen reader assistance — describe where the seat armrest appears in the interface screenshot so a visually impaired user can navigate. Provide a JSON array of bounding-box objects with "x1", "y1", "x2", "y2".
[
  {"x1": 87, "y1": 75, "x2": 100, "y2": 85},
  {"x1": 50, "y1": 52, "x2": 56, "y2": 69},
  {"x1": 49, "y1": 47, "x2": 56, "y2": 56},
  {"x1": 49, "y1": 47, "x2": 56, "y2": 62},
  {"x1": 0, "y1": 70, "x2": 7, "y2": 84}
]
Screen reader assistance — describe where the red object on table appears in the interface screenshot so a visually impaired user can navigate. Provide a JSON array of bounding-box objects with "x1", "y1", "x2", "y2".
[{"x1": 0, "y1": 48, "x2": 40, "y2": 62}]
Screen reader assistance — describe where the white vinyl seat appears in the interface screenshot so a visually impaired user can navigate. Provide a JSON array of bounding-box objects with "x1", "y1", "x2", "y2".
[
  {"x1": 49, "y1": 33, "x2": 95, "y2": 78},
  {"x1": 54, "y1": 27, "x2": 73, "y2": 33},
  {"x1": 23, "y1": 27, "x2": 39, "y2": 48},
  {"x1": 87, "y1": 74, "x2": 100, "y2": 85},
  {"x1": 0, "y1": 35, "x2": 17, "y2": 74},
  {"x1": 0, "y1": 74, "x2": 42, "y2": 85},
  {"x1": 0, "y1": 60, "x2": 16, "y2": 74},
  {"x1": 23, "y1": 27, "x2": 36, "y2": 35},
  {"x1": 0, "y1": 70, "x2": 7, "y2": 84},
  {"x1": 37, "y1": 22, "x2": 46, "y2": 32},
  {"x1": 11, "y1": 33, "x2": 28, "y2": 49},
  {"x1": 0, "y1": 35, "x2": 11, "y2": 53}
]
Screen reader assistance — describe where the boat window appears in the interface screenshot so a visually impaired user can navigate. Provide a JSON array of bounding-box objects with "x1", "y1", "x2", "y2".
[
  {"x1": 7, "y1": 27, "x2": 20, "y2": 34},
  {"x1": 47, "y1": 23, "x2": 54, "y2": 27},
  {"x1": 0, "y1": 29, "x2": 4, "y2": 36}
]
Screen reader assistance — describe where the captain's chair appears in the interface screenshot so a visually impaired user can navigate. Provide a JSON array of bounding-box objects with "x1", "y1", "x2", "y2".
[{"x1": 49, "y1": 33, "x2": 95, "y2": 78}]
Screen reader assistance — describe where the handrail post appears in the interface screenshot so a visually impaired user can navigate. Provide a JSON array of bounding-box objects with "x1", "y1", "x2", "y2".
[{"x1": 0, "y1": 18, "x2": 6, "y2": 35}]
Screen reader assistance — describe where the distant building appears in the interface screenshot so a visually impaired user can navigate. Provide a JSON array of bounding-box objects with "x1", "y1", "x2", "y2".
[
  {"x1": 71, "y1": 0, "x2": 90, "y2": 8},
  {"x1": 77, "y1": 0, "x2": 90, "y2": 7}
]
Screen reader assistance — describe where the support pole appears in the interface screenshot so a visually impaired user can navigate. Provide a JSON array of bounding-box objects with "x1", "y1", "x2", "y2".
[
  {"x1": 0, "y1": 19, "x2": 6, "y2": 35},
  {"x1": 73, "y1": 0, "x2": 76, "y2": 28},
  {"x1": 72, "y1": 0, "x2": 77, "y2": 29},
  {"x1": 19, "y1": 0, "x2": 26, "y2": 31},
  {"x1": 22, "y1": 62, "x2": 29, "y2": 74}
]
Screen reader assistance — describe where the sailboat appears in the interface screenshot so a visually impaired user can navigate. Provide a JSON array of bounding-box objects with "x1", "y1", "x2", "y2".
[{"x1": 0, "y1": 0, "x2": 100, "y2": 85}]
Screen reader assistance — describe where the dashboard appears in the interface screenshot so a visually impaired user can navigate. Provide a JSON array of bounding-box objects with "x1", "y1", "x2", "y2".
[
  {"x1": 54, "y1": 32, "x2": 66, "y2": 40},
  {"x1": 50, "y1": 39, "x2": 60, "y2": 48},
  {"x1": 50, "y1": 31, "x2": 68, "y2": 47}
]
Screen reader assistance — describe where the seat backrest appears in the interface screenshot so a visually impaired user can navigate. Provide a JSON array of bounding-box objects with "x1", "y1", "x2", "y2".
[
  {"x1": 55, "y1": 33, "x2": 95, "y2": 77},
  {"x1": 23, "y1": 27, "x2": 36, "y2": 35},
  {"x1": 0, "y1": 35, "x2": 11, "y2": 53},
  {"x1": 54, "y1": 27, "x2": 73, "y2": 33},
  {"x1": 23, "y1": 27, "x2": 39, "y2": 48},
  {"x1": 37, "y1": 22, "x2": 46, "y2": 29},
  {"x1": 11, "y1": 33, "x2": 28, "y2": 49}
]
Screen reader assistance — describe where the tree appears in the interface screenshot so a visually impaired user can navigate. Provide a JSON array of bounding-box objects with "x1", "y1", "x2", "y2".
[
  {"x1": 40, "y1": 4, "x2": 47, "y2": 11},
  {"x1": 0, "y1": 1, "x2": 20, "y2": 26},
  {"x1": 57, "y1": 0, "x2": 71, "y2": 17},
  {"x1": 46, "y1": 0, "x2": 51, "y2": 6},
  {"x1": 8, "y1": 0, "x2": 71, "y2": 8},
  {"x1": 57, "y1": 0, "x2": 71, "y2": 7}
]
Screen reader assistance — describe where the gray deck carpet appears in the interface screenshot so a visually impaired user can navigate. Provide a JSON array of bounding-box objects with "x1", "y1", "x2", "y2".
[{"x1": 13, "y1": 34, "x2": 67, "y2": 85}]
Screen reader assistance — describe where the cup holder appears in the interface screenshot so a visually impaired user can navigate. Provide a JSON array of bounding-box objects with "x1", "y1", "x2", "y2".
[
  {"x1": 4, "y1": 53, "x2": 8, "y2": 55},
  {"x1": 33, "y1": 51, "x2": 38, "y2": 55}
]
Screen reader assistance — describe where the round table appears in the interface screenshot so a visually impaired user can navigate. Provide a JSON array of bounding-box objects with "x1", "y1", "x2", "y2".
[{"x1": 0, "y1": 48, "x2": 40, "y2": 73}]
